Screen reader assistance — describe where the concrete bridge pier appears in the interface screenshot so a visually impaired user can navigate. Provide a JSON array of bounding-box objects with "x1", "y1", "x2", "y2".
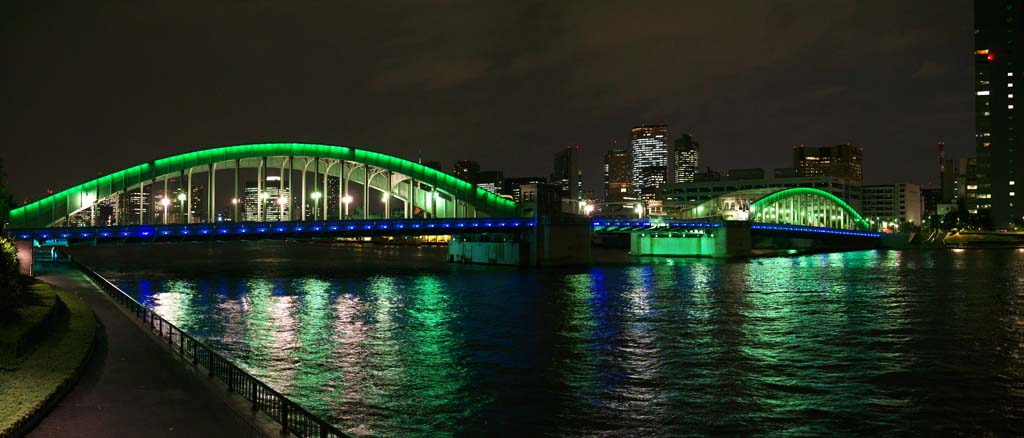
[
  {"x1": 631, "y1": 220, "x2": 752, "y2": 258},
  {"x1": 447, "y1": 216, "x2": 592, "y2": 266}
]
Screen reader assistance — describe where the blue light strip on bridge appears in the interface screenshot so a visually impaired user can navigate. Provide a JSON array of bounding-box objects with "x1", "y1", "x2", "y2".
[
  {"x1": 751, "y1": 223, "x2": 881, "y2": 238},
  {"x1": 11, "y1": 218, "x2": 535, "y2": 242}
]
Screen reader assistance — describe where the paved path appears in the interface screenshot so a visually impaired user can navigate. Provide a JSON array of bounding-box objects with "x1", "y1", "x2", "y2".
[{"x1": 28, "y1": 263, "x2": 262, "y2": 438}]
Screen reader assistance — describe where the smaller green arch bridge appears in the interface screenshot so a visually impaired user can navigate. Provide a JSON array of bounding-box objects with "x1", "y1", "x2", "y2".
[
  {"x1": 8, "y1": 143, "x2": 519, "y2": 229},
  {"x1": 675, "y1": 187, "x2": 871, "y2": 231}
]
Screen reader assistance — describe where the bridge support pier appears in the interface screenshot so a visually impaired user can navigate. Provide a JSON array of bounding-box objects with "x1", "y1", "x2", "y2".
[
  {"x1": 631, "y1": 220, "x2": 751, "y2": 258},
  {"x1": 446, "y1": 216, "x2": 592, "y2": 266}
]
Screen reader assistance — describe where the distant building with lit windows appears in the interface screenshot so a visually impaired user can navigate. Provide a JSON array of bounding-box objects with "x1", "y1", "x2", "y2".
[
  {"x1": 551, "y1": 145, "x2": 582, "y2": 200},
  {"x1": 475, "y1": 170, "x2": 505, "y2": 195},
  {"x1": 604, "y1": 147, "x2": 631, "y2": 202},
  {"x1": 975, "y1": 0, "x2": 1024, "y2": 228},
  {"x1": 630, "y1": 124, "x2": 669, "y2": 198},
  {"x1": 673, "y1": 133, "x2": 700, "y2": 183},
  {"x1": 243, "y1": 176, "x2": 290, "y2": 222},
  {"x1": 793, "y1": 143, "x2": 863, "y2": 182},
  {"x1": 452, "y1": 160, "x2": 480, "y2": 184},
  {"x1": 861, "y1": 183, "x2": 923, "y2": 228}
]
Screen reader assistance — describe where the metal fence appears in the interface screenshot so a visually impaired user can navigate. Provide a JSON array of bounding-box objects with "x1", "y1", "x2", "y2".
[{"x1": 69, "y1": 257, "x2": 348, "y2": 438}]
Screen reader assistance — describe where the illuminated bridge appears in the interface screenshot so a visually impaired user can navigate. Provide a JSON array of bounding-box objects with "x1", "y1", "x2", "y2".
[
  {"x1": 4, "y1": 144, "x2": 880, "y2": 264},
  {"x1": 620, "y1": 187, "x2": 881, "y2": 257}
]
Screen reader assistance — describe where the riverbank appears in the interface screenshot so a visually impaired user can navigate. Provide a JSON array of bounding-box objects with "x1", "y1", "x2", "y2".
[{"x1": 0, "y1": 281, "x2": 95, "y2": 437}]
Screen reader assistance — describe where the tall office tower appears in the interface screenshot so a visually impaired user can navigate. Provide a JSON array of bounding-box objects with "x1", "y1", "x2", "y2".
[
  {"x1": 604, "y1": 147, "x2": 631, "y2": 202},
  {"x1": 452, "y1": 160, "x2": 481, "y2": 184},
  {"x1": 120, "y1": 186, "x2": 150, "y2": 225},
  {"x1": 630, "y1": 124, "x2": 669, "y2": 198},
  {"x1": 552, "y1": 145, "x2": 582, "y2": 200},
  {"x1": 793, "y1": 143, "x2": 864, "y2": 182},
  {"x1": 243, "y1": 177, "x2": 291, "y2": 221},
  {"x1": 673, "y1": 133, "x2": 700, "y2": 183},
  {"x1": 976, "y1": 0, "x2": 1024, "y2": 228}
]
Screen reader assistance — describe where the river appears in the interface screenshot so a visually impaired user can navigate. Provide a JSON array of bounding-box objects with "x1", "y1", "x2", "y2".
[{"x1": 67, "y1": 242, "x2": 1024, "y2": 436}]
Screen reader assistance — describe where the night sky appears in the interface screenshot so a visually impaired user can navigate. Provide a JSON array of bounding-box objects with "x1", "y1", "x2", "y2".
[{"x1": 2, "y1": 1, "x2": 972, "y2": 203}]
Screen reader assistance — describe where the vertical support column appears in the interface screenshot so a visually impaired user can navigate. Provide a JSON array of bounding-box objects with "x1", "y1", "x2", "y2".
[
  {"x1": 410, "y1": 179, "x2": 417, "y2": 218},
  {"x1": 301, "y1": 159, "x2": 308, "y2": 221},
  {"x1": 208, "y1": 163, "x2": 216, "y2": 223},
  {"x1": 233, "y1": 159, "x2": 240, "y2": 222},
  {"x1": 363, "y1": 164, "x2": 369, "y2": 220},
  {"x1": 288, "y1": 156, "x2": 294, "y2": 221},
  {"x1": 322, "y1": 162, "x2": 331, "y2": 220},
  {"x1": 256, "y1": 159, "x2": 263, "y2": 222},
  {"x1": 187, "y1": 168, "x2": 193, "y2": 225},
  {"x1": 280, "y1": 158, "x2": 287, "y2": 221},
  {"x1": 384, "y1": 170, "x2": 392, "y2": 219},
  {"x1": 338, "y1": 161, "x2": 344, "y2": 219},
  {"x1": 431, "y1": 187, "x2": 436, "y2": 219},
  {"x1": 342, "y1": 163, "x2": 350, "y2": 218},
  {"x1": 313, "y1": 157, "x2": 320, "y2": 221}
]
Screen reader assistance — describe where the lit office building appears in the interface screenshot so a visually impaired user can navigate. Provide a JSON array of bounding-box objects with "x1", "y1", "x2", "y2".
[
  {"x1": 504, "y1": 176, "x2": 547, "y2": 203},
  {"x1": 673, "y1": 133, "x2": 700, "y2": 183},
  {"x1": 975, "y1": 0, "x2": 1024, "y2": 227},
  {"x1": 604, "y1": 147, "x2": 631, "y2": 202},
  {"x1": 793, "y1": 144, "x2": 863, "y2": 182},
  {"x1": 861, "y1": 183, "x2": 923, "y2": 228},
  {"x1": 630, "y1": 124, "x2": 669, "y2": 198},
  {"x1": 243, "y1": 176, "x2": 291, "y2": 222}
]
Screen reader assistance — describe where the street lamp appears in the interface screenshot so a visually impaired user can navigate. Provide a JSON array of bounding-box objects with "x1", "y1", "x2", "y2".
[
  {"x1": 177, "y1": 192, "x2": 187, "y2": 224},
  {"x1": 342, "y1": 195, "x2": 353, "y2": 218},
  {"x1": 161, "y1": 197, "x2": 171, "y2": 224},
  {"x1": 583, "y1": 204, "x2": 595, "y2": 216},
  {"x1": 277, "y1": 196, "x2": 288, "y2": 221},
  {"x1": 311, "y1": 192, "x2": 322, "y2": 220}
]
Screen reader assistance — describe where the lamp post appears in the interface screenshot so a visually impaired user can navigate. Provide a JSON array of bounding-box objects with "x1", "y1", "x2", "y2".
[
  {"x1": 161, "y1": 197, "x2": 171, "y2": 224},
  {"x1": 342, "y1": 195, "x2": 353, "y2": 219},
  {"x1": 277, "y1": 196, "x2": 287, "y2": 221},
  {"x1": 177, "y1": 192, "x2": 187, "y2": 224},
  {"x1": 231, "y1": 198, "x2": 238, "y2": 222},
  {"x1": 311, "y1": 192, "x2": 322, "y2": 220}
]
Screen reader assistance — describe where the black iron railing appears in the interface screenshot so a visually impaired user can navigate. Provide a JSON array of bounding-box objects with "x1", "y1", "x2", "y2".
[{"x1": 68, "y1": 257, "x2": 348, "y2": 438}]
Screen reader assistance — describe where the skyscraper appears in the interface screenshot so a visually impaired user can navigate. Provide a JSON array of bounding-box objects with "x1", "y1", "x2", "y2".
[
  {"x1": 975, "y1": 0, "x2": 1024, "y2": 228},
  {"x1": 792, "y1": 144, "x2": 863, "y2": 182},
  {"x1": 630, "y1": 124, "x2": 669, "y2": 198},
  {"x1": 551, "y1": 145, "x2": 582, "y2": 200},
  {"x1": 673, "y1": 133, "x2": 700, "y2": 183},
  {"x1": 604, "y1": 147, "x2": 631, "y2": 202}
]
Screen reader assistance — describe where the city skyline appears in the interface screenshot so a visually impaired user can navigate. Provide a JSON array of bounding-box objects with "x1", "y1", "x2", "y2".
[{"x1": 2, "y1": 1, "x2": 973, "y2": 203}]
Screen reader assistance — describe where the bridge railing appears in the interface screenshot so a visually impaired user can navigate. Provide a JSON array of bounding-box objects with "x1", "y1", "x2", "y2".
[{"x1": 64, "y1": 253, "x2": 349, "y2": 438}]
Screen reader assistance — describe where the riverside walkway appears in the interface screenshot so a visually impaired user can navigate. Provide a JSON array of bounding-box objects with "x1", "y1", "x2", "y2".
[{"x1": 28, "y1": 263, "x2": 262, "y2": 437}]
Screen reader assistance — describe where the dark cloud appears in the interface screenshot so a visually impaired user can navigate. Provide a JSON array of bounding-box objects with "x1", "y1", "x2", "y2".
[{"x1": 0, "y1": 0, "x2": 972, "y2": 201}]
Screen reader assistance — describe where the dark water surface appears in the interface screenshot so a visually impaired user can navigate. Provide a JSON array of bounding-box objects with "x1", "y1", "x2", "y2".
[{"x1": 68, "y1": 242, "x2": 1024, "y2": 436}]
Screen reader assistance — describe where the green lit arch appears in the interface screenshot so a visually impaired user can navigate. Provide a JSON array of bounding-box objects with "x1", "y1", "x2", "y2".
[
  {"x1": 8, "y1": 143, "x2": 519, "y2": 228},
  {"x1": 750, "y1": 187, "x2": 869, "y2": 230}
]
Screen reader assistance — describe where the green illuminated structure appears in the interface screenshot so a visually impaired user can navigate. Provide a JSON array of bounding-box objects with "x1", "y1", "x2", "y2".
[
  {"x1": 679, "y1": 187, "x2": 870, "y2": 231},
  {"x1": 8, "y1": 143, "x2": 519, "y2": 228}
]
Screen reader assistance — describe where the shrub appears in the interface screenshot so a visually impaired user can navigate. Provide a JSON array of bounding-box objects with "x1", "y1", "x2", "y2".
[{"x1": 0, "y1": 237, "x2": 26, "y2": 319}]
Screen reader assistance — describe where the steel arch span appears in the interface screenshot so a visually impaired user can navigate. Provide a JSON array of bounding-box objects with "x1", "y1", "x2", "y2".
[
  {"x1": 749, "y1": 187, "x2": 869, "y2": 230},
  {"x1": 678, "y1": 187, "x2": 870, "y2": 231},
  {"x1": 8, "y1": 143, "x2": 519, "y2": 229}
]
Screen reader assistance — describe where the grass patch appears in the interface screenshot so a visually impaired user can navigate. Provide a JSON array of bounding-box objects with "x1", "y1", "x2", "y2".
[
  {"x1": 0, "y1": 283, "x2": 96, "y2": 436},
  {"x1": 0, "y1": 282, "x2": 61, "y2": 367}
]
